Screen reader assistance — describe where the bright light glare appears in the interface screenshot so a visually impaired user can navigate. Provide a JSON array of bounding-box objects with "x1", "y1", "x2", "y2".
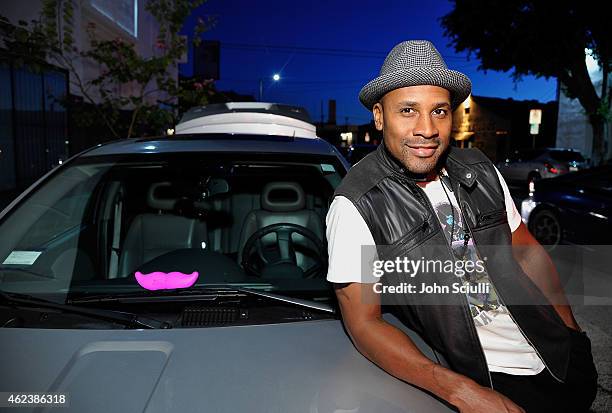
[{"x1": 521, "y1": 197, "x2": 537, "y2": 224}]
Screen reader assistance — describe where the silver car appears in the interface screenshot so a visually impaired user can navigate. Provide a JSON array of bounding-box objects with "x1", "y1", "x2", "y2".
[
  {"x1": 0, "y1": 128, "x2": 453, "y2": 412},
  {"x1": 497, "y1": 147, "x2": 588, "y2": 188}
]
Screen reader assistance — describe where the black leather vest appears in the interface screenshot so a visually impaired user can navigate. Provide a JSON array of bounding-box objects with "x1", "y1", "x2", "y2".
[{"x1": 334, "y1": 142, "x2": 572, "y2": 387}]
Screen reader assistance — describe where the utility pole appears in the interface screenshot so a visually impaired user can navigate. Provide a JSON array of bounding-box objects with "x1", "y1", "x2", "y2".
[
  {"x1": 320, "y1": 100, "x2": 324, "y2": 124},
  {"x1": 259, "y1": 78, "x2": 263, "y2": 102},
  {"x1": 259, "y1": 74, "x2": 280, "y2": 101}
]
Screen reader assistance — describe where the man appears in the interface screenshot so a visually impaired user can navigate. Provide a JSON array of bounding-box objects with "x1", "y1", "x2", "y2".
[{"x1": 326, "y1": 40, "x2": 597, "y2": 413}]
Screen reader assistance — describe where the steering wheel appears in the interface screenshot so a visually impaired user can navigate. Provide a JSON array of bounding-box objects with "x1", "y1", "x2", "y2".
[{"x1": 240, "y1": 223, "x2": 327, "y2": 279}]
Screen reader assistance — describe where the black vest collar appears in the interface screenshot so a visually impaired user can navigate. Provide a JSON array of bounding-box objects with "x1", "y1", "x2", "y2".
[{"x1": 376, "y1": 140, "x2": 478, "y2": 189}]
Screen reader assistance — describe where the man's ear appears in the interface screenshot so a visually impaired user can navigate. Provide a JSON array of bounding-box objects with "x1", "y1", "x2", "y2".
[{"x1": 373, "y1": 102, "x2": 384, "y2": 131}]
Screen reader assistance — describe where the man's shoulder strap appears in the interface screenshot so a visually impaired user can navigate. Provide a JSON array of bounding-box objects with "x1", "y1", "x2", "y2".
[
  {"x1": 333, "y1": 150, "x2": 388, "y2": 202},
  {"x1": 447, "y1": 146, "x2": 492, "y2": 166}
]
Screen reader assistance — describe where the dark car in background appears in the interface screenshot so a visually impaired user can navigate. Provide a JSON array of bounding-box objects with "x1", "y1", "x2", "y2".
[
  {"x1": 497, "y1": 147, "x2": 588, "y2": 189},
  {"x1": 345, "y1": 143, "x2": 378, "y2": 165},
  {"x1": 521, "y1": 166, "x2": 612, "y2": 248}
]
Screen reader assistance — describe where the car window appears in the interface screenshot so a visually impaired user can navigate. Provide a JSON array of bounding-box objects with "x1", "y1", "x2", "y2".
[
  {"x1": 17, "y1": 189, "x2": 92, "y2": 248},
  {"x1": 507, "y1": 149, "x2": 537, "y2": 162},
  {"x1": 549, "y1": 150, "x2": 585, "y2": 162},
  {"x1": 515, "y1": 149, "x2": 544, "y2": 161},
  {"x1": 0, "y1": 152, "x2": 345, "y2": 302},
  {"x1": 566, "y1": 168, "x2": 612, "y2": 192}
]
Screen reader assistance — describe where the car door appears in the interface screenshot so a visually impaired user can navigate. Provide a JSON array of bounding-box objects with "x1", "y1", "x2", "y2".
[{"x1": 573, "y1": 172, "x2": 612, "y2": 244}]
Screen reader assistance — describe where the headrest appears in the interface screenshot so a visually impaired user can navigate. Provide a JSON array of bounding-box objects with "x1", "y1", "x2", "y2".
[
  {"x1": 147, "y1": 182, "x2": 178, "y2": 211},
  {"x1": 261, "y1": 182, "x2": 305, "y2": 212}
]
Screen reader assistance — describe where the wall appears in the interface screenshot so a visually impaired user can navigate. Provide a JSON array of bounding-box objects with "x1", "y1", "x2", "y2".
[
  {"x1": 2, "y1": 0, "x2": 174, "y2": 106},
  {"x1": 0, "y1": 0, "x2": 177, "y2": 190},
  {"x1": 556, "y1": 53, "x2": 611, "y2": 163},
  {"x1": 453, "y1": 95, "x2": 558, "y2": 163}
]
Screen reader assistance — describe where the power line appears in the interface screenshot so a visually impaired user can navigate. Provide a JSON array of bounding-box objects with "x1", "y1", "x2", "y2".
[
  {"x1": 223, "y1": 42, "x2": 385, "y2": 58},
  {"x1": 220, "y1": 78, "x2": 370, "y2": 85},
  {"x1": 278, "y1": 84, "x2": 367, "y2": 94},
  {"x1": 341, "y1": 115, "x2": 373, "y2": 122},
  {"x1": 219, "y1": 42, "x2": 470, "y2": 61}
]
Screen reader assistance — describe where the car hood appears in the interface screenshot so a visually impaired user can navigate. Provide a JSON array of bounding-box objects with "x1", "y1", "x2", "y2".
[{"x1": 0, "y1": 317, "x2": 452, "y2": 413}]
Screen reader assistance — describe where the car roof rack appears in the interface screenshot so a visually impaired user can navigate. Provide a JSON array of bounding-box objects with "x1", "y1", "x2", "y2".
[
  {"x1": 175, "y1": 102, "x2": 317, "y2": 139},
  {"x1": 178, "y1": 102, "x2": 312, "y2": 124}
]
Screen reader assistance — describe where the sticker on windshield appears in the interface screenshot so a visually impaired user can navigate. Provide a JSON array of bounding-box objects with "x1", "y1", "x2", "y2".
[
  {"x1": 135, "y1": 271, "x2": 199, "y2": 290},
  {"x1": 2, "y1": 251, "x2": 43, "y2": 265},
  {"x1": 321, "y1": 164, "x2": 336, "y2": 173}
]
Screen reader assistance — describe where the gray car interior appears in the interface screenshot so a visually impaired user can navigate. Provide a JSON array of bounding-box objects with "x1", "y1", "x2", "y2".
[
  {"x1": 114, "y1": 176, "x2": 328, "y2": 279},
  {"x1": 237, "y1": 181, "x2": 324, "y2": 270},
  {"x1": 118, "y1": 182, "x2": 209, "y2": 277}
]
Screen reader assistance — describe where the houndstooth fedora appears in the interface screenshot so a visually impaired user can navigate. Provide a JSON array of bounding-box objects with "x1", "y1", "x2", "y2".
[{"x1": 359, "y1": 40, "x2": 471, "y2": 110}]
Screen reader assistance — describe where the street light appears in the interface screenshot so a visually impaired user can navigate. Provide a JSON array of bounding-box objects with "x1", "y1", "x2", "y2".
[{"x1": 259, "y1": 73, "x2": 281, "y2": 101}]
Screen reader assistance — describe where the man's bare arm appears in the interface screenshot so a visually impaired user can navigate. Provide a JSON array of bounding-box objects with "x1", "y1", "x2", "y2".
[
  {"x1": 511, "y1": 222, "x2": 579, "y2": 330},
  {"x1": 334, "y1": 282, "x2": 525, "y2": 413}
]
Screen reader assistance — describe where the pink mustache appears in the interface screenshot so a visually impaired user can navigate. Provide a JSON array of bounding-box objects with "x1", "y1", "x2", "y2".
[{"x1": 135, "y1": 271, "x2": 199, "y2": 290}]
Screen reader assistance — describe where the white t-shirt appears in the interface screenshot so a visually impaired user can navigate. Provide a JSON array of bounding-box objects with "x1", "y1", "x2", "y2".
[{"x1": 326, "y1": 165, "x2": 546, "y2": 376}]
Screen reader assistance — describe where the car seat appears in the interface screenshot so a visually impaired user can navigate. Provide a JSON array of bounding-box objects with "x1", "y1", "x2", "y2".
[
  {"x1": 237, "y1": 181, "x2": 324, "y2": 272},
  {"x1": 118, "y1": 182, "x2": 208, "y2": 277}
]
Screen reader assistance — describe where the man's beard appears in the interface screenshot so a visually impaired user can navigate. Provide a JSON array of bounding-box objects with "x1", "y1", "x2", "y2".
[{"x1": 398, "y1": 138, "x2": 449, "y2": 175}]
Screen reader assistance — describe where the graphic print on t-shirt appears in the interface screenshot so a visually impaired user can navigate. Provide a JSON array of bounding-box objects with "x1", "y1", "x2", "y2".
[{"x1": 425, "y1": 179, "x2": 506, "y2": 328}]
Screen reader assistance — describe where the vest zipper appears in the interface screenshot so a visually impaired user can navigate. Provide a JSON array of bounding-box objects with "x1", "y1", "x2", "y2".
[
  {"x1": 381, "y1": 219, "x2": 430, "y2": 260},
  {"x1": 475, "y1": 209, "x2": 507, "y2": 231},
  {"x1": 398, "y1": 175, "x2": 494, "y2": 388},
  {"x1": 455, "y1": 187, "x2": 565, "y2": 384},
  {"x1": 477, "y1": 210, "x2": 506, "y2": 224}
]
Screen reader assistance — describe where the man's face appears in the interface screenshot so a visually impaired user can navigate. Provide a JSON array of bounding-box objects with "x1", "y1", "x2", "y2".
[{"x1": 373, "y1": 85, "x2": 452, "y2": 175}]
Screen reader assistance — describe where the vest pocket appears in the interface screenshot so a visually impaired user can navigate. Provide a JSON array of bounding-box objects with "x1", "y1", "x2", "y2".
[
  {"x1": 474, "y1": 209, "x2": 507, "y2": 230},
  {"x1": 379, "y1": 220, "x2": 432, "y2": 260}
]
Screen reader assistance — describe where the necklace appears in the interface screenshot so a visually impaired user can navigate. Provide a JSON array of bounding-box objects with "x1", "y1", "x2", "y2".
[{"x1": 439, "y1": 171, "x2": 470, "y2": 260}]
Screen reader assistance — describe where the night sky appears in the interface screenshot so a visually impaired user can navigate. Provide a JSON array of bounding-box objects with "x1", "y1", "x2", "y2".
[{"x1": 180, "y1": 0, "x2": 557, "y2": 125}]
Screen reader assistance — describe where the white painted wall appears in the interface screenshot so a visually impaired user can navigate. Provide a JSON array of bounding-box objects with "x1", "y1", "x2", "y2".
[
  {"x1": 1, "y1": 0, "x2": 176, "y2": 106},
  {"x1": 556, "y1": 52, "x2": 611, "y2": 163}
]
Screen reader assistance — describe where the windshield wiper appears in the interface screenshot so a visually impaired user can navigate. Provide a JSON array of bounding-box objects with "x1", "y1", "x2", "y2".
[
  {"x1": 70, "y1": 286, "x2": 336, "y2": 314},
  {"x1": 0, "y1": 291, "x2": 170, "y2": 329},
  {"x1": 231, "y1": 287, "x2": 336, "y2": 314}
]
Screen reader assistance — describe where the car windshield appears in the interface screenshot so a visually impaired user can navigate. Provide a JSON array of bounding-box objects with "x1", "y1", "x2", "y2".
[
  {"x1": 0, "y1": 151, "x2": 344, "y2": 304},
  {"x1": 549, "y1": 150, "x2": 585, "y2": 162}
]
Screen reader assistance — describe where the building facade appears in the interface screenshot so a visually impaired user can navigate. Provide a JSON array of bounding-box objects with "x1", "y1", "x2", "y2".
[
  {"x1": 0, "y1": 0, "x2": 173, "y2": 191},
  {"x1": 452, "y1": 95, "x2": 558, "y2": 162}
]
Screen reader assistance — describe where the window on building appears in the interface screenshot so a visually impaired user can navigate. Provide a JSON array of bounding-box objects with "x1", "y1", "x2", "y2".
[{"x1": 90, "y1": 0, "x2": 138, "y2": 37}]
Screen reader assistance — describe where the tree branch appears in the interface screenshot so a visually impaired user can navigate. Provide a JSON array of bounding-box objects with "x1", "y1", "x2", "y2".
[{"x1": 51, "y1": 51, "x2": 120, "y2": 138}]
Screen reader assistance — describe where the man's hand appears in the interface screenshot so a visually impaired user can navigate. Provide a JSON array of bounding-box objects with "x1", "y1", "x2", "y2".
[
  {"x1": 334, "y1": 282, "x2": 524, "y2": 412},
  {"x1": 450, "y1": 380, "x2": 525, "y2": 413}
]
